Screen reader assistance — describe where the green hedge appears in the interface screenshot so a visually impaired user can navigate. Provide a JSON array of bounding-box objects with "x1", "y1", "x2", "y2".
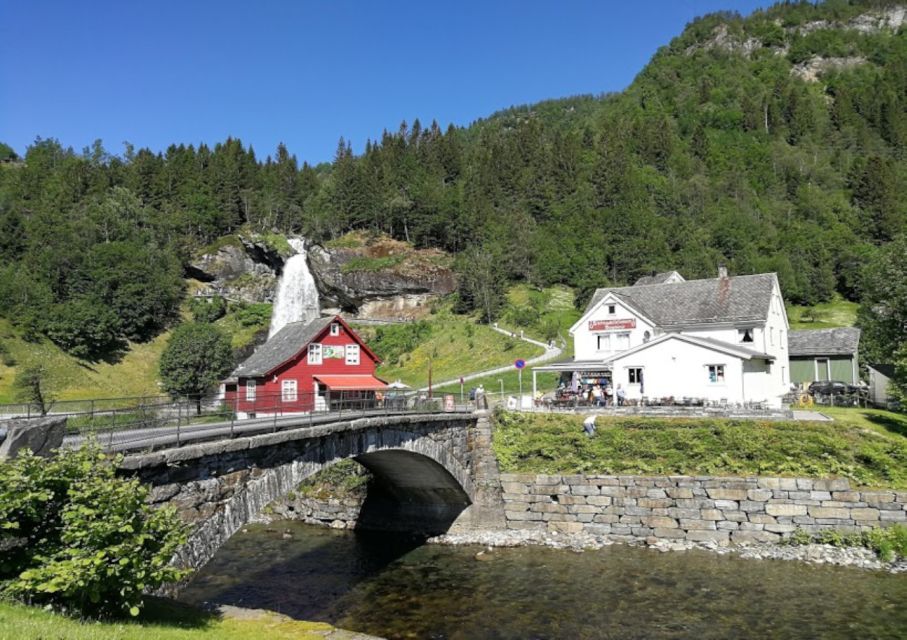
[{"x1": 492, "y1": 411, "x2": 907, "y2": 489}]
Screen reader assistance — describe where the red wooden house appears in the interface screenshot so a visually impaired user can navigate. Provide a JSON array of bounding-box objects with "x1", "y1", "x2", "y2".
[{"x1": 223, "y1": 315, "x2": 387, "y2": 416}]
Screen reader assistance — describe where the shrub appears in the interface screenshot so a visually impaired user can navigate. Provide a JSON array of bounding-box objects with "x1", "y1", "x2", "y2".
[
  {"x1": 189, "y1": 296, "x2": 227, "y2": 323},
  {"x1": 0, "y1": 446, "x2": 189, "y2": 616},
  {"x1": 785, "y1": 525, "x2": 907, "y2": 562}
]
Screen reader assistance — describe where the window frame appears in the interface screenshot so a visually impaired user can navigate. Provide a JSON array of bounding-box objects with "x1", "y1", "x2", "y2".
[
  {"x1": 738, "y1": 328, "x2": 754, "y2": 344},
  {"x1": 627, "y1": 367, "x2": 643, "y2": 385},
  {"x1": 246, "y1": 380, "x2": 256, "y2": 401},
  {"x1": 330, "y1": 323, "x2": 340, "y2": 336},
  {"x1": 345, "y1": 343, "x2": 360, "y2": 365},
  {"x1": 596, "y1": 334, "x2": 611, "y2": 351},
  {"x1": 281, "y1": 378, "x2": 298, "y2": 402},
  {"x1": 607, "y1": 304, "x2": 616, "y2": 315},
  {"x1": 308, "y1": 343, "x2": 322, "y2": 365},
  {"x1": 614, "y1": 332, "x2": 630, "y2": 351},
  {"x1": 707, "y1": 364, "x2": 726, "y2": 384}
]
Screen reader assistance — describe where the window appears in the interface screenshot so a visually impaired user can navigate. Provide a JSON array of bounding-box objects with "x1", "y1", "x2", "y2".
[
  {"x1": 246, "y1": 380, "x2": 256, "y2": 401},
  {"x1": 628, "y1": 368, "x2": 643, "y2": 384},
  {"x1": 770, "y1": 328, "x2": 774, "y2": 346},
  {"x1": 330, "y1": 323, "x2": 340, "y2": 336},
  {"x1": 345, "y1": 344, "x2": 360, "y2": 365},
  {"x1": 308, "y1": 343, "x2": 322, "y2": 365},
  {"x1": 607, "y1": 304, "x2": 616, "y2": 315},
  {"x1": 615, "y1": 332, "x2": 630, "y2": 351},
  {"x1": 779, "y1": 330, "x2": 785, "y2": 349},
  {"x1": 738, "y1": 328, "x2": 754, "y2": 343},
  {"x1": 643, "y1": 330, "x2": 651, "y2": 343},
  {"x1": 281, "y1": 379, "x2": 298, "y2": 402},
  {"x1": 708, "y1": 365, "x2": 725, "y2": 384},
  {"x1": 596, "y1": 334, "x2": 611, "y2": 351}
]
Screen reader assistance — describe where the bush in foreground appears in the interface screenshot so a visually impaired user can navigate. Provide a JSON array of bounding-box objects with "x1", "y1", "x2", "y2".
[{"x1": 0, "y1": 445, "x2": 189, "y2": 617}]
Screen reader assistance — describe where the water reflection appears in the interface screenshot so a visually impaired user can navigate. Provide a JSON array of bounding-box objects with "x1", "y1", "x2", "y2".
[{"x1": 179, "y1": 521, "x2": 907, "y2": 639}]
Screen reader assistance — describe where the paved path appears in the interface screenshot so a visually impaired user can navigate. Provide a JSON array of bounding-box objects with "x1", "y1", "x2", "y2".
[{"x1": 418, "y1": 325, "x2": 564, "y2": 392}]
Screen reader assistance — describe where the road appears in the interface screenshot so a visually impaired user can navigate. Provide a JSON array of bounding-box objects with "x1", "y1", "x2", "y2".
[{"x1": 64, "y1": 406, "x2": 470, "y2": 454}]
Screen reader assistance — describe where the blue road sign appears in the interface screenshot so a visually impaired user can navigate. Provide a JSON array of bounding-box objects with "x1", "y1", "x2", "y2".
[{"x1": 514, "y1": 359, "x2": 526, "y2": 369}]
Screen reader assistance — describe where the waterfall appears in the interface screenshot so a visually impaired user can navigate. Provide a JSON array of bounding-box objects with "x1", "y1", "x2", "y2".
[{"x1": 269, "y1": 238, "x2": 320, "y2": 337}]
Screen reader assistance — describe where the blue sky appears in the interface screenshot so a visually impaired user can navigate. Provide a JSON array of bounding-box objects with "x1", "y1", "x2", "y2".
[{"x1": 1, "y1": 1, "x2": 775, "y2": 165}]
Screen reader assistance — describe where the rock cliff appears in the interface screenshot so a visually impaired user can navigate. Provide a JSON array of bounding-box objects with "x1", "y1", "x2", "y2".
[
  {"x1": 307, "y1": 233, "x2": 456, "y2": 320},
  {"x1": 187, "y1": 234, "x2": 287, "y2": 303}
]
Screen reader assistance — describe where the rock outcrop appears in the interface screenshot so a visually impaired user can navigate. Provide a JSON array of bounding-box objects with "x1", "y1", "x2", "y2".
[
  {"x1": 307, "y1": 233, "x2": 456, "y2": 320},
  {"x1": 187, "y1": 235, "x2": 287, "y2": 304},
  {"x1": 0, "y1": 416, "x2": 67, "y2": 461}
]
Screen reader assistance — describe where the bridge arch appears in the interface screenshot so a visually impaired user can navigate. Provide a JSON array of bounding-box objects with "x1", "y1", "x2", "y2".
[{"x1": 122, "y1": 414, "x2": 487, "y2": 573}]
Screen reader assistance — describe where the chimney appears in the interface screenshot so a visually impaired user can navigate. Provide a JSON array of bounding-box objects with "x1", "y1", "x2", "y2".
[{"x1": 718, "y1": 263, "x2": 728, "y2": 279}]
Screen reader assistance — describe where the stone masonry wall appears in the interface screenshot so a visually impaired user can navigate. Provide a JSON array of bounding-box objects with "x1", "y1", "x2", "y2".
[{"x1": 501, "y1": 474, "x2": 907, "y2": 545}]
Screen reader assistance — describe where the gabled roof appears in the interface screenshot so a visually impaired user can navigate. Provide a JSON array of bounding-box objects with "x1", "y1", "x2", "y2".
[
  {"x1": 230, "y1": 315, "x2": 380, "y2": 379},
  {"x1": 869, "y1": 363, "x2": 895, "y2": 379},
  {"x1": 583, "y1": 273, "x2": 776, "y2": 329},
  {"x1": 605, "y1": 332, "x2": 774, "y2": 364},
  {"x1": 788, "y1": 327, "x2": 860, "y2": 357},
  {"x1": 633, "y1": 271, "x2": 685, "y2": 286}
]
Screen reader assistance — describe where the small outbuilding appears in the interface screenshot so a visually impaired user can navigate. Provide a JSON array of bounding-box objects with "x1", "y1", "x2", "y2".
[
  {"x1": 867, "y1": 364, "x2": 897, "y2": 408},
  {"x1": 788, "y1": 327, "x2": 860, "y2": 386}
]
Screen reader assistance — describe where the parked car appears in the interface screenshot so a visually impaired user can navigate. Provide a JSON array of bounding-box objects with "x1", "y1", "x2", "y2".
[{"x1": 807, "y1": 380, "x2": 858, "y2": 396}]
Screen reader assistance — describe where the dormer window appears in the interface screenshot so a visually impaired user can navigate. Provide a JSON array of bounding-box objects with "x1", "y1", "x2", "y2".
[
  {"x1": 330, "y1": 323, "x2": 340, "y2": 336},
  {"x1": 608, "y1": 304, "x2": 616, "y2": 315},
  {"x1": 738, "y1": 328, "x2": 754, "y2": 344}
]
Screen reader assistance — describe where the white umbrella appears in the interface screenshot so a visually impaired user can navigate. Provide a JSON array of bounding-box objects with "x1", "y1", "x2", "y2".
[{"x1": 387, "y1": 380, "x2": 410, "y2": 389}]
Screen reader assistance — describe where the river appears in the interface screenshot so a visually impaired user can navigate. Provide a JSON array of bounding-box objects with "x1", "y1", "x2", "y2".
[{"x1": 178, "y1": 521, "x2": 907, "y2": 639}]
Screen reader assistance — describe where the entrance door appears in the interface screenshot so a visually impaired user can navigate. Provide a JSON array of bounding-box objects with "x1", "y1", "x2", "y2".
[{"x1": 815, "y1": 358, "x2": 830, "y2": 381}]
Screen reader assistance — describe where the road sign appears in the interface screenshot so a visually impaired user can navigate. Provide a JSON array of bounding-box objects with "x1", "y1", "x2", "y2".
[{"x1": 514, "y1": 359, "x2": 526, "y2": 369}]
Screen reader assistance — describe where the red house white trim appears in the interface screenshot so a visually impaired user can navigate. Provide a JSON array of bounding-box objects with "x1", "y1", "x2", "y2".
[{"x1": 223, "y1": 315, "x2": 386, "y2": 417}]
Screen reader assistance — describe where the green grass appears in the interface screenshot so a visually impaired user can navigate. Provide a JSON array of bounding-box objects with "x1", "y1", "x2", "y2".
[
  {"x1": 0, "y1": 598, "x2": 338, "y2": 640},
  {"x1": 434, "y1": 369, "x2": 561, "y2": 396},
  {"x1": 0, "y1": 287, "x2": 271, "y2": 405},
  {"x1": 215, "y1": 302, "x2": 272, "y2": 350},
  {"x1": 295, "y1": 458, "x2": 370, "y2": 500},
  {"x1": 0, "y1": 318, "x2": 171, "y2": 404},
  {"x1": 501, "y1": 284, "x2": 581, "y2": 343},
  {"x1": 786, "y1": 295, "x2": 859, "y2": 330},
  {"x1": 370, "y1": 310, "x2": 544, "y2": 388},
  {"x1": 492, "y1": 408, "x2": 907, "y2": 488},
  {"x1": 340, "y1": 254, "x2": 406, "y2": 273}
]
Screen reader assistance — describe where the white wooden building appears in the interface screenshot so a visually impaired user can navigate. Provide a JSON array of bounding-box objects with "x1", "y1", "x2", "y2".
[{"x1": 533, "y1": 268, "x2": 791, "y2": 407}]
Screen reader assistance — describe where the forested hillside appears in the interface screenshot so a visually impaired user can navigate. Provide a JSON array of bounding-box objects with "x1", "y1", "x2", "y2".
[{"x1": 1, "y1": 0, "x2": 906, "y2": 368}]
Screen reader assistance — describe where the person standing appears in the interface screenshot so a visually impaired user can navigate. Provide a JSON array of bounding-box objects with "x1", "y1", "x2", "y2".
[{"x1": 616, "y1": 384, "x2": 626, "y2": 407}]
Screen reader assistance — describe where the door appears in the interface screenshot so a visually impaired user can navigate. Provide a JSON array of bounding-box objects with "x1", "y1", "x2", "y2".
[{"x1": 815, "y1": 358, "x2": 830, "y2": 382}]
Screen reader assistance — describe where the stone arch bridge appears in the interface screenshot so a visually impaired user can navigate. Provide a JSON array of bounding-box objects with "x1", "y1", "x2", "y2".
[{"x1": 118, "y1": 411, "x2": 503, "y2": 572}]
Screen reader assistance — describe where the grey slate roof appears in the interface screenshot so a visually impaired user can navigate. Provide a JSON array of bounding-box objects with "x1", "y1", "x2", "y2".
[
  {"x1": 585, "y1": 273, "x2": 776, "y2": 328},
  {"x1": 633, "y1": 271, "x2": 685, "y2": 286},
  {"x1": 788, "y1": 327, "x2": 860, "y2": 357},
  {"x1": 231, "y1": 316, "x2": 334, "y2": 378}
]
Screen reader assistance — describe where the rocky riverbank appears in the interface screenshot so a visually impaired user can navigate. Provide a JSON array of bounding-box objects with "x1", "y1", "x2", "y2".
[{"x1": 431, "y1": 528, "x2": 907, "y2": 573}]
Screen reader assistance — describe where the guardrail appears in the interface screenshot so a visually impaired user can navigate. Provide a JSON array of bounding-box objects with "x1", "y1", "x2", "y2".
[{"x1": 18, "y1": 390, "x2": 476, "y2": 454}]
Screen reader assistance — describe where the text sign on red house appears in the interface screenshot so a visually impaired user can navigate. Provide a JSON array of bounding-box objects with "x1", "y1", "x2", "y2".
[{"x1": 588, "y1": 318, "x2": 636, "y2": 332}]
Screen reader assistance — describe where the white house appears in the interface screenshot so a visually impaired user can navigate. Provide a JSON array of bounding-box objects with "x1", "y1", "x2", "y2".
[{"x1": 533, "y1": 268, "x2": 790, "y2": 407}]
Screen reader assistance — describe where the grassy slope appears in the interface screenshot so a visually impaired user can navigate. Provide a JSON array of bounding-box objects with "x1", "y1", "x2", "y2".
[
  {"x1": 0, "y1": 318, "x2": 171, "y2": 404},
  {"x1": 0, "y1": 286, "x2": 271, "y2": 404},
  {"x1": 0, "y1": 599, "x2": 337, "y2": 640},
  {"x1": 492, "y1": 408, "x2": 907, "y2": 489},
  {"x1": 786, "y1": 295, "x2": 859, "y2": 330},
  {"x1": 369, "y1": 311, "x2": 544, "y2": 388}
]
